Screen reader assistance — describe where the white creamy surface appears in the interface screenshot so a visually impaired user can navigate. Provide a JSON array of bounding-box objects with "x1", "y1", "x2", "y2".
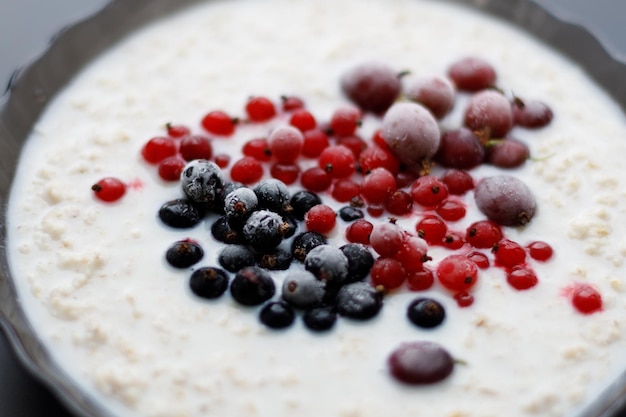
[{"x1": 7, "y1": 0, "x2": 626, "y2": 416}]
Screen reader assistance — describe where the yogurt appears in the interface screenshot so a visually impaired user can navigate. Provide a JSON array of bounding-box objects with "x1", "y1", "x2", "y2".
[{"x1": 7, "y1": 0, "x2": 626, "y2": 416}]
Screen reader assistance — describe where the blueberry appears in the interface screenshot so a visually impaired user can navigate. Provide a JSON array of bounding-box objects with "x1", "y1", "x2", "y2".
[
  {"x1": 303, "y1": 306, "x2": 337, "y2": 332},
  {"x1": 224, "y1": 187, "x2": 258, "y2": 228},
  {"x1": 243, "y1": 210, "x2": 287, "y2": 252},
  {"x1": 254, "y1": 179, "x2": 291, "y2": 213},
  {"x1": 290, "y1": 190, "x2": 322, "y2": 220},
  {"x1": 407, "y1": 298, "x2": 446, "y2": 329},
  {"x1": 304, "y1": 245, "x2": 349, "y2": 286},
  {"x1": 340, "y1": 243, "x2": 374, "y2": 283},
  {"x1": 181, "y1": 159, "x2": 225, "y2": 206},
  {"x1": 281, "y1": 270, "x2": 325, "y2": 309},
  {"x1": 158, "y1": 199, "x2": 202, "y2": 228},
  {"x1": 165, "y1": 240, "x2": 204, "y2": 268},
  {"x1": 230, "y1": 266, "x2": 276, "y2": 306},
  {"x1": 211, "y1": 216, "x2": 245, "y2": 244},
  {"x1": 218, "y1": 245, "x2": 255, "y2": 272},
  {"x1": 335, "y1": 282, "x2": 383, "y2": 320},
  {"x1": 338, "y1": 206, "x2": 364, "y2": 222},
  {"x1": 291, "y1": 231, "x2": 327, "y2": 262},
  {"x1": 189, "y1": 267, "x2": 229, "y2": 299},
  {"x1": 259, "y1": 301, "x2": 295, "y2": 329},
  {"x1": 256, "y1": 248, "x2": 292, "y2": 271}
]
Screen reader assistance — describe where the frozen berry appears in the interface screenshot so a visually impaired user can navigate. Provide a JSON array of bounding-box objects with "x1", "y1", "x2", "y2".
[
  {"x1": 211, "y1": 216, "x2": 244, "y2": 244},
  {"x1": 218, "y1": 245, "x2": 256, "y2": 272},
  {"x1": 448, "y1": 57, "x2": 496, "y2": 91},
  {"x1": 281, "y1": 270, "x2": 325, "y2": 309},
  {"x1": 224, "y1": 187, "x2": 258, "y2": 227},
  {"x1": 254, "y1": 178, "x2": 291, "y2": 213},
  {"x1": 345, "y1": 219, "x2": 374, "y2": 245},
  {"x1": 257, "y1": 248, "x2": 293, "y2": 271},
  {"x1": 339, "y1": 206, "x2": 365, "y2": 222},
  {"x1": 404, "y1": 75, "x2": 455, "y2": 119},
  {"x1": 436, "y1": 128, "x2": 485, "y2": 170},
  {"x1": 268, "y1": 126, "x2": 304, "y2": 163},
  {"x1": 291, "y1": 231, "x2": 328, "y2": 262},
  {"x1": 340, "y1": 243, "x2": 374, "y2": 283},
  {"x1": 290, "y1": 190, "x2": 322, "y2": 220},
  {"x1": 243, "y1": 210, "x2": 287, "y2": 252},
  {"x1": 464, "y1": 90, "x2": 513, "y2": 138},
  {"x1": 335, "y1": 282, "x2": 383, "y2": 320},
  {"x1": 304, "y1": 245, "x2": 349, "y2": 286},
  {"x1": 341, "y1": 61, "x2": 401, "y2": 113},
  {"x1": 181, "y1": 159, "x2": 225, "y2": 206},
  {"x1": 318, "y1": 145, "x2": 356, "y2": 178},
  {"x1": 475, "y1": 175, "x2": 536, "y2": 227}
]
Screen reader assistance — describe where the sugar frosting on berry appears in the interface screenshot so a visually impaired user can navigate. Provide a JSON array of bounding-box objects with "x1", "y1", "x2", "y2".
[{"x1": 7, "y1": 0, "x2": 626, "y2": 416}]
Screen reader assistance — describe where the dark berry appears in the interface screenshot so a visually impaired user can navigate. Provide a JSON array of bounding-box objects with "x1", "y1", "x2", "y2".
[
  {"x1": 475, "y1": 175, "x2": 536, "y2": 227},
  {"x1": 303, "y1": 306, "x2": 337, "y2": 332},
  {"x1": 291, "y1": 231, "x2": 328, "y2": 262},
  {"x1": 290, "y1": 190, "x2": 322, "y2": 220},
  {"x1": 340, "y1": 243, "x2": 374, "y2": 283},
  {"x1": 281, "y1": 270, "x2": 325, "y2": 309},
  {"x1": 224, "y1": 187, "x2": 258, "y2": 227},
  {"x1": 259, "y1": 301, "x2": 295, "y2": 329},
  {"x1": 388, "y1": 341, "x2": 454, "y2": 384},
  {"x1": 339, "y1": 206, "x2": 365, "y2": 222},
  {"x1": 254, "y1": 178, "x2": 291, "y2": 213},
  {"x1": 158, "y1": 199, "x2": 202, "y2": 229},
  {"x1": 436, "y1": 128, "x2": 485, "y2": 170},
  {"x1": 407, "y1": 298, "x2": 446, "y2": 329},
  {"x1": 165, "y1": 240, "x2": 204, "y2": 269},
  {"x1": 243, "y1": 210, "x2": 287, "y2": 252},
  {"x1": 218, "y1": 245, "x2": 256, "y2": 272},
  {"x1": 281, "y1": 215, "x2": 298, "y2": 239},
  {"x1": 341, "y1": 61, "x2": 401, "y2": 114},
  {"x1": 304, "y1": 245, "x2": 349, "y2": 286},
  {"x1": 230, "y1": 266, "x2": 276, "y2": 306},
  {"x1": 335, "y1": 282, "x2": 383, "y2": 320},
  {"x1": 189, "y1": 267, "x2": 229, "y2": 299},
  {"x1": 256, "y1": 248, "x2": 293, "y2": 271},
  {"x1": 181, "y1": 160, "x2": 225, "y2": 206},
  {"x1": 211, "y1": 216, "x2": 245, "y2": 244}
]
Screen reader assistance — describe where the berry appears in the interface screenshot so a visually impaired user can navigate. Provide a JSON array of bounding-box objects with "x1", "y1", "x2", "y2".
[
  {"x1": 454, "y1": 291, "x2": 475, "y2": 307},
  {"x1": 289, "y1": 109, "x2": 317, "y2": 131},
  {"x1": 158, "y1": 157, "x2": 186, "y2": 181},
  {"x1": 436, "y1": 199, "x2": 466, "y2": 222},
  {"x1": 211, "y1": 216, "x2": 244, "y2": 244},
  {"x1": 290, "y1": 190, "x2": 322, "y2": 220},
  {"x1": 230, "y1": 156, "x2": 264, "y2": 184},
  {"x1": 571, "y1": 284, "x2": 603, "y2": 314},
  {"x1": 448, "y1": 57, "x2": 496, "y2": 91},
  {"x1": 305, "y1": 245, "x2": 350, "y2": 286},
  {"x1": 485, "y1": 138, "x2": 529, "y2": 169},
  {"x1": 201, "y1": 110, "x2": 236, "y2": 136},
  {"x1": 337, "y1": 135, "x2": 367, "y2": 158},
  {"x1": 302, "y1": 128, "x2": 330, "y2": 158},
  {"x1": 181, "y1": 159, "x2": 225, "y2": 205},
  {"x1": 436, "y1": 254, "x2": 478, "y2": 292},
  {"x1": 242, "y1": 138, "x2": 272, "y2": 162},
  {"x1": 440, "y1": 170, "x2": 474, "y2": 195},
  {"x1": 370, "y1": 221, "x2": 405, "y2": 258},
  {"x1": 281, "y1": 95, "x2": 305, "y2": 111},
  {"x1": 245, "y1": 96, "x2": 276, "y2": 122},
  {"x1": 340, "y1": 243, "x2": 375, "y2": 283},
  {"x1": 465, "y1": 220, "x2": 503, "y2": 249},
  {"x1": 254, "y1": 178, "x2": 291, "y2": 212},
  {"x1": 436, "y1": 128, "x2": 485, "y2": 170},
  {"x1": 180, "y1": 135, "x2": 213, "y2": 161},
  {"x1": 303, "y1": 306, "x2": 337, "y2": 332},
  {"x1": 300, "y1": 167, "x2": 332, "y2": 192},
  {"x1": 385, "y1": 190, "x2": 413, "y2": 216},
  {"x1": 259, "y1": 301, "x2": 295, "y2": 329},
  {"x1": 91, "y1": 177, "x2": 126, "y2": 202},
  {"x1": 506, "y1": 266, "x2": 538, "y2": 290},
  {"x1": 527, "y1": 241, "x2": 554, "y2": 261},
  {"x1": 331, "y1": 179, "x2": 361, "y2": 202},
  {"x1": 165, "y1": 240, "x2": 204, "y2": 269},
  {"x1": 410, "y1": 176, "x2": 449, "y2": 207},
  {"x1": 142, "y1": 136, "x2": 177, "y2": 164},
  {"x1": 492, "y1": 239, "x2": 526, "y2": 268},
  {"x1": 243, "y1": 210, "x2": 287, "y2": 252},
  {"x1": 318, "y1": 145, "x2": 356, "y2": 178},
  {"x1": 341, "y1": 61, "x2": 401, "y2": 113},
  {"x1": 230, "y1": 266, "x2": 275, "y2": 306},
  {"x1": 442, "y1": 232, "x2": 466, "y2": 250},
  {"x1": 224, "y1": 187, "x2": 258, "y2": 227},
  {"x1": 165, "y1": 123, "x2": 190, "y2": 138},
  {"x1": 513, "y1": 98, "x2": 554, "y2": 128},
  {"x1": 381, "y1": 102, "x2": 440, "y2": 168},
  {"x1": 466, "y1": 251, "x2": 490, "y2": 269},
  {"x1": 404, "y1": 75, "x2": 456, "y2": 119},
  {"x1": 359, "y1": 145, "x2": 400, "y2": 175},
  {"x1": 268, "y1": 126, "x2": 304, "y2": 163},
  {"x1": 218, "y1": 245, "x2": 256, "y2": 272},
  {"x1": 291, "y1": 231, "x2": 328, "y2": 262},
  {"x1": 305, "y1": 204, "x2": 336, "y2": 234},
  {"x1": 345, "y1": 219, "x2": 374, "y2": 245},
  {"x1": 281, "y1": 270, "x2": 325, "y2": 309},
  {"x1": 257, "y1": 247, "x2": 293, "y2": 271},
  {"x1": 370, "y1": 257, "x2": 406, "y2": 290},
  {"x1": 339, "y1": 206, "x2": 364, "y2": 222},
  {"x1": 416, "y1": 215, "x2": 447, "y2": 245},
  {"x1": 406, "y1": 268, "x2": 435, "y2": 291},
  {"x1": 270, "y1": 163, "x2": 300, "y2": 185},
  {"x1": 396, "y1": 235, "x2": 429, "y2": 272},
  {"x1": 158, "y1": 199, "x2": 202, "y2": 229},
  {"x1": 335, "y1": 282, "x2": 383, "y2": 320},
  {"x1": 474, "y1": 175, "x2": 536, "y2": 227},
  {"x1": 189, "y1": 267, "x2": 229, "y2": 299},
  {"x1": 407, "y1": 298, "x2": 446, "y2": 328},
  {"x1": 330, "y1": 106, "x2": 362, "y2": 137},
  {"x1": 361, "y1": 167, "x2": 397, "y2": 204},
  {"x1": 388, "y1": 341, "x2": 454, "y2": 385},
  {"x1": 464, "y1": 90, "x2": 513, "y2": 138}
]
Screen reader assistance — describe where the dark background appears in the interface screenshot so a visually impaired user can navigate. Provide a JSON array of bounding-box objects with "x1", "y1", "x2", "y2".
[{"x1": 0, "y1": 0, "x2": 625, "y2": 416}]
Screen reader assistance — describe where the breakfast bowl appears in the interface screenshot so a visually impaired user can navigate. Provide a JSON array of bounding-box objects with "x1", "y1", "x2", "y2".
[{"x1": 1, "y1": 1, "x2": 626, "y2": 417}]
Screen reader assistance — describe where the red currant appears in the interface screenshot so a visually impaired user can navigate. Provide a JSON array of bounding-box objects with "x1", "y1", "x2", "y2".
[
  {"x1": 305, "y1": 204, "x2": 336, "y2": 234},
  {"x1": 92, "y1": 177, "x2": 126, "y2": 202},
  {"x1": 385, "y1": 190, "x2": 413, "y2": 216},
  {"x1": 281, "y1": 95, "x2": 305, "y2": 111},
  {"x1": 201, "y1": 110, "x2": 236, "y2": 136},
  {"x1": 370, "y1": 257, "x2": 406, "y2": 290},
  {"x1": 180, "y1": 135, "x2": 213, "y2": 161},
  {"x1": 395, "y1": 235, "x2": 428, "y2": 272},
  {"x1": 318, "y1": 145, "x2": 356, "y2": 178},
  {"x1": 268, "y1": 126, "x2": 304, "y2": 163},
  {"x1": 302, "y1": 129, "x2": 330, "y2": 158},
  {"x1": 506, "y1": 266, "x2": 538, "y2": 290},
  {"x1": 416, "y1": 215, "x2": 447, "y2": 245},
  {"x1": 141, "y1": 136, "x2": 177, "y2": 164},
  {"x1": 370, "y1": 221, "x2": 405, "y2": 258},
  {"x1": 406, "y1": 268, "x2": 435, "y2": 291},
  {"x1": 337, "y1": 135, "x2": 367, "y2": 158},
  {"x1": 466, "y1": 220, "x2": 503, "y2": 249},
  {"x1": 359, "y1": 145, "x2": 400, "y2": 175},
  {"x1": 466, "y1": 251, "x2": 490, "y2": 269},
  {"x1": 527, "y1": 241, "x2": 554, "y2": 262},
  {"x1": 436, "y1": 255, "x2": 478, "y2": 292},
  {"x1": 442, "y1": 232, "x2": 466, "y2": 250},
  {"x1": 230, "y1": 156, "x2": 263, "y2": 184},
  {"x1": 436, "y1": 199, "x2": 466, "y2": 221},
  {"x1": 158, "y1": 157, "x2": 186, "y2": 181},
  {"x1": 410, "y1": 176, "x2": 449, "y2": 207},
  {"x1": 330, "y1": 106, "x2": 362, "y2": 137},
  {"x1": 289, "y1": 109, "x2": 317, "y2": 131},
  {"x1": 361, "y1": 167, "x2": 397, "y2": 204},
  {"x1": 454, "y1": 291, "x2": 475, "y2": 308},
  {"x1": 571, "y1": 284, "x2": 603, "y2": 314},
  {"x1": 270, "y1": 163, "x2": 300, "y2": 185},
  {"x1": 245, "y1": 96, "x2": 276, "y2": 122},
  {"x1": 492, "y1": 239, "x2": 526, "y2": 268},
  {"x1": 331, "y1": 179, "x2": 360, "y2": 202},
  {"x1": 165, "y1": 123, "x2": 191, "y2": 138},
  {"x1": 300, "y1": 167, "x2": 332, "y2": 192},
  {"x1": 345, "y1": 219, "x2": 373, "y2": 245},
  {"x1": 213, "y1": 154, "x2": 230, "y2": 168},
  {"x1": 242, "y1": 138, "x2": 272, "y2": 162}
]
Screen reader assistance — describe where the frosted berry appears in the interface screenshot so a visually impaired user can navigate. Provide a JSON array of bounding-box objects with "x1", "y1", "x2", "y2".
[
  {"x1": 475, "y1": 175, "x2": 536, "y2": 227},
  {"x1": 330, "y1": 106, "x2": 362, "y2": 137},
  {"x1": 370, "y1": 257, "x2": 406, "y2": 290},
  {"x1": 341, "y1": 61, "x2": 401, "y2": 113},
  {"x1": 436, "y1": 128, "x2": 485, "y2": 170},
  {"x1": 359, "y1": 145, "x2": 400, "y2": 175},
  {"x1": 254, "y1": 178, "x2": 291, "y2": 213},
  {"x1": 340, "y1": 243, "x2": 374, "y2": 283},
  {"x1": 464, "y1": 90, "x2": 513, "y2": 138},
  {"x1": 440, "y1": 169, "x2": 474, "y2": 195},
  {"x1": 396, "y1": 235, "x2": 429, "y2": 272},
  {"x1": 335, "y1": 282, "x2": 383, "y2": 320},
  {"x1": 513, "y1": 98, "x2": 554, "y2": 128},
  {"x1": 268, "y1": 126, "x2": 304, "y2": 163},
  {"x1": 181, "y1": 159, "x2": 225, "y2": 205},
  {"x1": 243, "y1": 210, "x2": 287, "y2": 252},
  {"x1": 385, "y1": 190, "x2": 413, "y2": 216},
  {"x1": 281, "y1": 270, "x2": 325, "y2": 309},
  {"x1": 257, "y1": 247, "x2": 293, "y2": 271},
  {"x1": 404, "y1": 75, "x2": 455, "y2": 119},
  {"x1": 370, "y1": 220, "x2": 405, "y2": 258},
  {"x1": 291, "y1": 231, "x2": 328, "y2": 262},
  {"x1": 339, "y1": 206, "x2": 364, "y2": 222},
  {"x1": 448, "y1": 57, "x2": 496, "y2": 91},
  {"x1": 486, "y1": 138, "x2": 529, "y2": 169},
  {"x1": 304, "y1": 245, "x2": 349, "y2": 286},
  {"x1": 361, "y1": 167, "x2": 397, "y2": 204},
  {"x1": 224, "y1": 187, "x2": 258, "y2": 227}
]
